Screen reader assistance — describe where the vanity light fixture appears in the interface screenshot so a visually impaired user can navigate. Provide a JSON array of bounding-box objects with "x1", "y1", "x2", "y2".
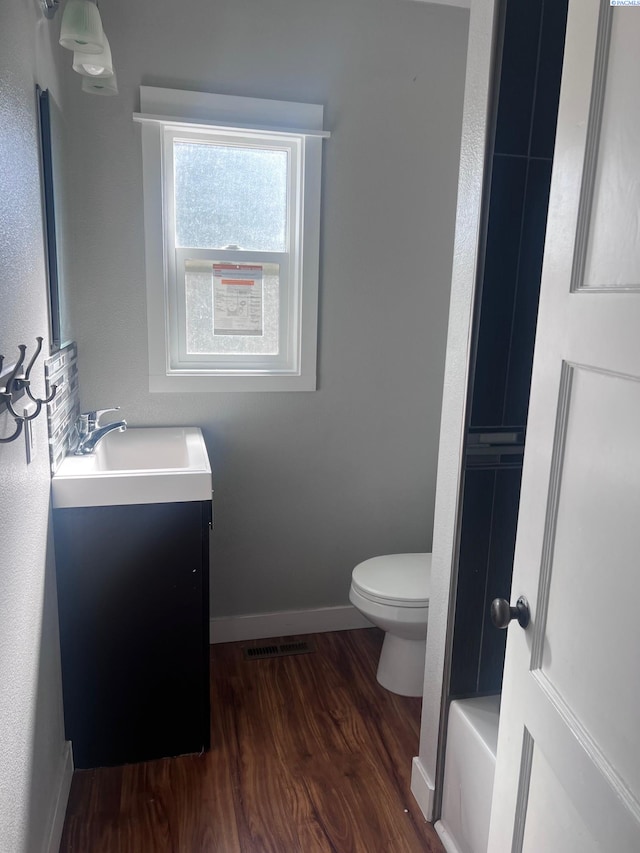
[
  {"x1": 81, "y1": 71, "x2": 118, "y2": 96},
  {"x1": 59, "y1": 0, "x2": 104, "y2": 54},
  {"x1": 42, "y1": 0, "x2": 119, "y2": 96},
  {"x1": 73, "y1": 33, "x2": 113, "y2": 77},
  {"x1": 40, "y1": 0, "x2": 61, "y2": 19}
]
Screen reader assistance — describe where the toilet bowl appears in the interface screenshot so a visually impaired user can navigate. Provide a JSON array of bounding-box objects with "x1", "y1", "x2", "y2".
[{"x1": 349, "y1": 553, "x2": 431, "y2": 697}]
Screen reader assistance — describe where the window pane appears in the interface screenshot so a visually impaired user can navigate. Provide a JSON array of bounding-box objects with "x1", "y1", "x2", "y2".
[
  {"x1": 185, "y1": 259, "x2": 280, "y2": 355},
  {"x1": 174, "y1": 141, "x2": 288, "y2": 252}
]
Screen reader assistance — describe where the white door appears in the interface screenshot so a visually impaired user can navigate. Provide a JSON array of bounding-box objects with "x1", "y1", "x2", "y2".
[{"x1": 487, "y1": 0, "x2": 640, "y2": 850}]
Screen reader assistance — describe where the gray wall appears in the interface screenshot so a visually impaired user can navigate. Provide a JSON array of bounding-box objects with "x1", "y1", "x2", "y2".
[
  {"x1": 62, "y1": 0, "x2": 469, "y2": 618},
  {"x1": 0, "y1": 2, "x2": 68, "y2": 850}
]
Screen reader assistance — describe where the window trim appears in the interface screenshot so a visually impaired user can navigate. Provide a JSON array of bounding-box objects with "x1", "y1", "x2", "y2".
[{"x1": 137, "y1": 87, "x2": 326, "y2": 392}]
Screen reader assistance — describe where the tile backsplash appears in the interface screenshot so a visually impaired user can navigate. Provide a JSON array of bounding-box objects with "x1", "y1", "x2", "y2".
[{"x1": 45, "y1": 342, "x2": 80, "y2": 474}]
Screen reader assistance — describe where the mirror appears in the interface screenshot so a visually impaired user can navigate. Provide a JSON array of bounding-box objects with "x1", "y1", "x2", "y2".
[{"x1": 37, "y1": 86, "x2": 61, "y2": 352}]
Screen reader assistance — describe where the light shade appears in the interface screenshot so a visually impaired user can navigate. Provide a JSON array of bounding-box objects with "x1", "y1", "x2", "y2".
[
  {"x1": 59, "y1": 0, "x2": 104, "y2": 54},
  {"x1": 73, "y1": 34, "x2": 113, "y2": 77},
  {"x1": 82, "y1": 71, "x2": 118, "y2": 96}
]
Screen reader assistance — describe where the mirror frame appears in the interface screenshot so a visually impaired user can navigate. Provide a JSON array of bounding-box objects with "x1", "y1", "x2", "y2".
[{"x1": 37, "y1": 85, "x2": 62, "y2": 352}]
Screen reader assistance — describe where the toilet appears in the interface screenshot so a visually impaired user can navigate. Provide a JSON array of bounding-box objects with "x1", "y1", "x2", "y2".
[{"x1": 349, "y1": 553, "x2": 431, "y2": 697}]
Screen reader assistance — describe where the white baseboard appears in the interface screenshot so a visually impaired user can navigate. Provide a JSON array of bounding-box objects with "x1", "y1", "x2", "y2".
[
  {"x1": 210, "y1": 604, "x2": 373, "y2": 644},
  {"x1": 45, "y1": 740, "x2": 73, "y2": 853},
  {"x1": 411, "y1": 755, "x2": 435, "y2": 822}
]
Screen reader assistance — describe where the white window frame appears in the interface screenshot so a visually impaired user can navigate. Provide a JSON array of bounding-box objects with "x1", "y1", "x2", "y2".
[
  {"x1": 167, "y1": 128, "x2": 297, "y2": 373},
  {"x1": 136, "y1": 87, "x2": 327, "y2": 391}
]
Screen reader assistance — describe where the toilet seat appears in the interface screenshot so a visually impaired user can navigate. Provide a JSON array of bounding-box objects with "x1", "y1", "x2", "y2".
[{"x1": 351, "y1": 553, "x2": 431, "y2": 608}]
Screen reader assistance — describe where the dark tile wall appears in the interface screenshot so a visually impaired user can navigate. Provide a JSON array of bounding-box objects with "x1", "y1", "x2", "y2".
[
  {"x1": 470, "y1": 0, "x2": 569, "y2": 430},
  {"x1": 450, "y1": 0, "x2": 568, "y2": 698},
  {"x1": 450, "y1": 467, "x2": 522, "y2": 696},
  {"x1": 471, "y1": 157, "x2": 528, "y2": 427}
]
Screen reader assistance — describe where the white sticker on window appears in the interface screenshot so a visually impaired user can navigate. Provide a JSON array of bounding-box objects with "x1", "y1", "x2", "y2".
[{"x1": 213, "y1": 263, "x2": 263, "y2": 336}]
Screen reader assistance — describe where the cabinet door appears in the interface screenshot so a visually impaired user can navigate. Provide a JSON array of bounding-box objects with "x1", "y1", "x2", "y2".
[{"x1": 54, "y1": 501, "x2": 210, "y2": 768}]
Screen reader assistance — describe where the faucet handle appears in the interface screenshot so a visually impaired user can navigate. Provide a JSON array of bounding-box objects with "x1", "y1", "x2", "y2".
[
  {"x1": 94, "y1": 407, "x2": 121, "y2": 426},
  {"x1": 80, "y1": 407, "x2": 121, "y2": 431}
]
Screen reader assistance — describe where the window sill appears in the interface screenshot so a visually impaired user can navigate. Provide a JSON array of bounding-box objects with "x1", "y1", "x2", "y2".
[{"x1": 149, "y1": 372, "x2": 317, "y2": 393}]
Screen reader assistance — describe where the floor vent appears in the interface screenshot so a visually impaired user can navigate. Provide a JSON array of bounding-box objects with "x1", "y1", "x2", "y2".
[{"x1": 243, "y1": 640, "x2": 314, "y2": 660}]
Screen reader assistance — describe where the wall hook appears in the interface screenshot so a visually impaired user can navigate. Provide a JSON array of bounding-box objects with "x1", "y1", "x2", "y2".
[
  {"x1": 2, "y1": 345, "x2": 27, "y2": 395},
  {"x1": 0, "y1": 338, "x2": 57, "y2": 443},
  {"x1": 21, "y1": 338, "x2": 58, "y2": 405},
  {"x1": 0, "y1": 417, "x2": 24, "y2": 444},
  {"x1": 2, "y1": 345, "x2": 42, "y2": 421},
  {"x1": 0, "y1": 348, "x2": 27, "y2": 443}
]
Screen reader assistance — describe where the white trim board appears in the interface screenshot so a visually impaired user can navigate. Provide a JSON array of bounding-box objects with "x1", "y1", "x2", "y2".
[
  {"x1": 45, "y1": 740, "x2": 73, "y2": 853},
  {"x1": 411, "y1": 755, "x2": 436, "y2": 822},
  {"x1": 417, "y1": 0, "x2": 500, "y2": 818},
  {"x1": 412, "y1": 0, "x2": 471, "y2": 8},
  {"x1": 210, "y1": 605, "x2": 372, "y2": 644}
]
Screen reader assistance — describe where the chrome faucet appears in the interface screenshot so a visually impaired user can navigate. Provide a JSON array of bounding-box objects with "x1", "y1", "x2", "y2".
[{"x1": 74, "y1": 408, "x2": 127, "y2": 455}]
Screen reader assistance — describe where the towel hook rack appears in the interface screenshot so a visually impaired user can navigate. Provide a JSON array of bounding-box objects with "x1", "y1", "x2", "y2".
[{"x1": 0, "y1": 338, "x2": 58, "y2": 443}]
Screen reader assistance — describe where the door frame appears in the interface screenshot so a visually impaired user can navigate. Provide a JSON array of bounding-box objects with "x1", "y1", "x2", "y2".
[{"x1": 410, "y1": 0, "x2": 503, "y2": 821}]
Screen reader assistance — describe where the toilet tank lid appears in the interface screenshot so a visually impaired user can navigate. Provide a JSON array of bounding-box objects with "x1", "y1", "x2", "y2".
[{"x1": 352, "y1": 553, "x2": 431, "y2": 606}]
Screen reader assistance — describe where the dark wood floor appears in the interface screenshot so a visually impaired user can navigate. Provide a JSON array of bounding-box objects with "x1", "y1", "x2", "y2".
[{"x1": 60, "y1": 628, "x2": 444, "y2": 852}]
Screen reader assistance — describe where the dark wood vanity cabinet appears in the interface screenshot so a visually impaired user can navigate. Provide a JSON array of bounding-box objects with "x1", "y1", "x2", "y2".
[{"x1": 53, "y1": 500, "x2": 211, "y2": 769}]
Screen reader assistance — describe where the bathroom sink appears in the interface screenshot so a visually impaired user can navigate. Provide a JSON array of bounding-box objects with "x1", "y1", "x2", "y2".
[{"x1": 51, "y1": 427, "x2": 212, "y2": 508}]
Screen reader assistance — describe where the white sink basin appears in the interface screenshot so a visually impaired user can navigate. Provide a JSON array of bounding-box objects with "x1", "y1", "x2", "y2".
[{"x1": 52, "y1": 427, "x2": 212, "y2": 508}]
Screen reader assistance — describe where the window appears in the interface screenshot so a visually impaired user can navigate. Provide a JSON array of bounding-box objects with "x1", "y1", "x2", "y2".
[{"x1": 136, "y1": 87, "x2": 327, "y2": 391}]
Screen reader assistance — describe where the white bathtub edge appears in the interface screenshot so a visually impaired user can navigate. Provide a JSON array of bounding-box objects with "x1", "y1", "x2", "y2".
[
  {"x1": 435, "y1": 819, "x2": 464, "y2": 853},
  {"x1": 441, "y1": 696, "x2": 501, "y2": 853}
]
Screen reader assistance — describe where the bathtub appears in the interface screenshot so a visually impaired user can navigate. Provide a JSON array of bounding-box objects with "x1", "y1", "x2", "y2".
[{"x1": 435, "y1": 695, "x2": 501, "y2": 853}]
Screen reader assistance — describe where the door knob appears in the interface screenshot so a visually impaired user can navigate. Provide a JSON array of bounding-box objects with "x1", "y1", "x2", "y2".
[{"x1": 490, "y1": 596, "x2": 530, "y2": 629}]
